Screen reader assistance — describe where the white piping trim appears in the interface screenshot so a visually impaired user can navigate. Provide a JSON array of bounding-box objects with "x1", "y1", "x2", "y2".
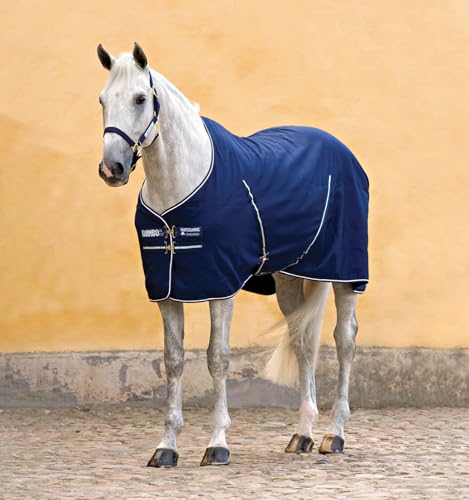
[
  {"x1": 242, "y1": 179, "x2": 268, "y2": 275},
  {"x1": 279, "y1": 270, "x2": 368, "y2": 294},
  {"x1": 148, "y1": 271, "x2": 368, "y2": 302},
  {"x1": 149, "y1": 273, "x2": 255, "y2": 303},
  {"x1": 280, "y1": 271, "x2": 369, "y2": 283},
  {"x1": 143, "y1": 245, "x2": 202, "y2": 250},
  {"x1": 174, "y1": 244, "x2": 203, "y2": 250},
  {"x1": 285, "y1": 175, "x2": 332, "y2": 269},
  {"x1": 139, "y1": 118, "x2": 215, "y2": 218}
]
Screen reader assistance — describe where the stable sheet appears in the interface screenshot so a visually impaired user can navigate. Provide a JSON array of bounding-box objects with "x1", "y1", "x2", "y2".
[{"x1": 135, "y1": 117, "x2": 369, "y2": 301}]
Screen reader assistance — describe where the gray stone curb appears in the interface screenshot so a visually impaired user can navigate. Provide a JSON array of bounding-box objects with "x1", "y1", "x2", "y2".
[{"x1": 1, "y1": 347, "x2": 468, "y2": 408}]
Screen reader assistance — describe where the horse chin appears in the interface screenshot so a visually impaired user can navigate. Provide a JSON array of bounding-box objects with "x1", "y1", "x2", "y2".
[
  {"x1": 102, "y1": 176, "x2": 129, "y2": 188},
  {"x1": 99, "y1": 168, "x2": 129, "y2": 187}
]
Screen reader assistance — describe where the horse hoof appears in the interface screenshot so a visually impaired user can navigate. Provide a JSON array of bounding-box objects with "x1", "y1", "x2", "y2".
[
  {"x1": 285, "y1": 433, "x2": 314, "y2": 454},
  {"x1": 147, "y1": 448, "x2": 179, "y2": 468},
  {"x1": 318, "y1": 434, "x2": 345, "y2": 454},
  {"x1": 200, "y1": 447, "x2": 230, "y2": 466}
]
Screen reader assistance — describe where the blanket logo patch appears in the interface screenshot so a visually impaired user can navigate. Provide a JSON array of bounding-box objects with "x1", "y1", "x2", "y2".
[
  {"x1": 176, "y1": 227, "x2": 202, "y2": 237},
  {"x1": 141, "y1": 228, "x2": 164, "y2": 237}
]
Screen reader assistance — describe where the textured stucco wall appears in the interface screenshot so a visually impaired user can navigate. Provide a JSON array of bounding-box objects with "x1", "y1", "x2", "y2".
[{"x1": 0, "y1": 0, "x2": 468, "y2": 352}]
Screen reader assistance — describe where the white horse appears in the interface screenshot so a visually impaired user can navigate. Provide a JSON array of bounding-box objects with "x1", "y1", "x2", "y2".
[{"x1": 97, "y1": 43, "x2": 363, "y2": 467}]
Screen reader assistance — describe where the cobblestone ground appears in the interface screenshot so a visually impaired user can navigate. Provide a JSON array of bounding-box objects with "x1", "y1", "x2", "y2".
[{"x1": 0, "y1": 407, "x2": 468, "y2": 499}]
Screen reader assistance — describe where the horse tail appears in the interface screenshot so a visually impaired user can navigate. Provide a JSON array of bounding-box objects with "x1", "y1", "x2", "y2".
[{"x1": 264, "y1": 281, "x2": 331, "y2": 388}]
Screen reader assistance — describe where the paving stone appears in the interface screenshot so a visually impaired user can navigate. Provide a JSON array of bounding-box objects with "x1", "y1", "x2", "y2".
[{"x1": 0, "y1": 407, "x2": 468, "y2": 499}]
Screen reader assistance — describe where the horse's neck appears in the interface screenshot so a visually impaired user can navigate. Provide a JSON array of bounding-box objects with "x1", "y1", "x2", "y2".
[{"x1": 140, "y1": 71, "x2": 211, "y2": 214}]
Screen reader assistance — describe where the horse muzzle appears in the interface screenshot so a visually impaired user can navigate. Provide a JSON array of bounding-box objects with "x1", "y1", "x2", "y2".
[{"x1": 98, "y1": 160, "x2": 129, "y2": 187}]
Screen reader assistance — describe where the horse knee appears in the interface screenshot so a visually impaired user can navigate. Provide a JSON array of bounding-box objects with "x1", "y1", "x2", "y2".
[
  {"x1": 165, "y1": 351, "x2": 184, "y2": 378},
  {"x1": 207, "y1": 345, "x2": 229, "y2": 378}
]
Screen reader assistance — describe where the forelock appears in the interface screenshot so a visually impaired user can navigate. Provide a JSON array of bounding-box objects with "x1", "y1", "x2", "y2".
[{"x1": 108, "y1": 53, "x2": 144, "y2": 86}]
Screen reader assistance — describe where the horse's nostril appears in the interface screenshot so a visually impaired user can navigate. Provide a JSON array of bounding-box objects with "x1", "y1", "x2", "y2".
[{"x1": 112, "y1": 162, "x2": 124, "y2": 177}]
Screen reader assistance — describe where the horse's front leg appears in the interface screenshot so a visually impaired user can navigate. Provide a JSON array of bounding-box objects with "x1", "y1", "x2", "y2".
[
  {"x1": 200, "y1": 298, "x2": 234, "y2": 466},
  {"x1": 147, "y1": 300, "x2": 184, "y2": 468}
]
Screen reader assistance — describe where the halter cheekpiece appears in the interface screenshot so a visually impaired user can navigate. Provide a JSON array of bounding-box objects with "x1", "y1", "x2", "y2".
[{"x1": 103, "y1": 72, "x2": 160, "y2": 171}]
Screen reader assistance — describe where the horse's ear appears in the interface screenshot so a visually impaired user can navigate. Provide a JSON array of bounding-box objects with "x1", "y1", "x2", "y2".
[
  {"x1": 97, "y1": 44, "x2": 114, "y2": 71},
  {"x1": 133, "y1": 42, "x2": 148, "y2": 70}
]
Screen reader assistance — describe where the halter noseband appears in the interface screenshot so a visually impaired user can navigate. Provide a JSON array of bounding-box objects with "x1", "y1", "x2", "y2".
[{"x1": 103, "y1": 72, "x2": 160, "y2": 171}]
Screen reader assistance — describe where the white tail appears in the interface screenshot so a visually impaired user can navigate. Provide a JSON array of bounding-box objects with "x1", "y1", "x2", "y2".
[{"x1": 264, "y1": 281, "x2": 331, "y2": 387}]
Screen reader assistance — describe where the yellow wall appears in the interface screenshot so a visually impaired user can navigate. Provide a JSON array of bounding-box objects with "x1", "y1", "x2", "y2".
[{"x1": 1, "y1": 0, "x2": 468, "y2": 352}]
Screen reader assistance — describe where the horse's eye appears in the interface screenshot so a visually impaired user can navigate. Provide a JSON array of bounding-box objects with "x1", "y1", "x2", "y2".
[
  {"x1": 98, "y1": 96, "x2": 103, "y2": 105},
  {"x1": 135, "y1": 95, "x2": 146, "y2": 105}
]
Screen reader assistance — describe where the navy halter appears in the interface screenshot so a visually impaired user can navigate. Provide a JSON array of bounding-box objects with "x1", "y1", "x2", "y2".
[{"x1": 103, "y1": 72, "x2": 161, "y2": 171}]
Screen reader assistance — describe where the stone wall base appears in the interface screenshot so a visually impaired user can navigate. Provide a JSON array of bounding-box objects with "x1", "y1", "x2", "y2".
[{"x1": 1, "y1": 347, "x2": 468, "y2": 408}]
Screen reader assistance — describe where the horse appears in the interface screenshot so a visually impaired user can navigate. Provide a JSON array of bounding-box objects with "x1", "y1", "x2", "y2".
[{"x1": 97, "y1": 43, "x2": 369, "y2": 468}]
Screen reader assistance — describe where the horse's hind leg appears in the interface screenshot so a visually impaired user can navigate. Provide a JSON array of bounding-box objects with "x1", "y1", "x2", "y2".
[
  {"x1": 200, "y1": 298, "x2": 234, "y2": 466},
  {"x1": 274, "y1": 274, "x2": 329, "y2": 454},
  {"x1": 147, "y1": 300, "x2": 184, "y2": 468},
  {"x1": 319, "y1": 282, "x2": 358, "y2": 454}
]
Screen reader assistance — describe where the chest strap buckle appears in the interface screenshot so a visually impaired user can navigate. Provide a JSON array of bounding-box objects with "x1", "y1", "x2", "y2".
[
  {"x1": 165, "y1": 225, "x2": 176, "y2": 238},
  {"x1": 164, "y1": 241, "x2": 175, "y2": 255}
]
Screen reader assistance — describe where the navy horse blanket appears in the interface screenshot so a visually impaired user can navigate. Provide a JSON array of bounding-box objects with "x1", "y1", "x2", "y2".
[{"x1": 135, "y1": 117, "x2": 369, "y2": 302}]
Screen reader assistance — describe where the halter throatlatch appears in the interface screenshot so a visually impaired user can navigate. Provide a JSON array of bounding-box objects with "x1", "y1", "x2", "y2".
[{"x1": 103, "y1": 72, "x2": 160, "y2": 171}]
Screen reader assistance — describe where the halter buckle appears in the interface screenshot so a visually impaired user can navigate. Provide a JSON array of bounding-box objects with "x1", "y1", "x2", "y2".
[{"x1": 131, "y1": 142, "x2": 141, "y2": 153}]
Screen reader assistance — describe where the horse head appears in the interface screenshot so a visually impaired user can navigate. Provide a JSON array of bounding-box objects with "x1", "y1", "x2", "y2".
[{"x1": 97, "y1": 43, "x2": 160, "y2": 187}]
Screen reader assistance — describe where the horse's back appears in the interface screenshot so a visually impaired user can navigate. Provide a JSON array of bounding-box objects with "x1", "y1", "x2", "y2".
[{"x1": 204, "y1": 118, "x2": 368, "y2": 188}]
